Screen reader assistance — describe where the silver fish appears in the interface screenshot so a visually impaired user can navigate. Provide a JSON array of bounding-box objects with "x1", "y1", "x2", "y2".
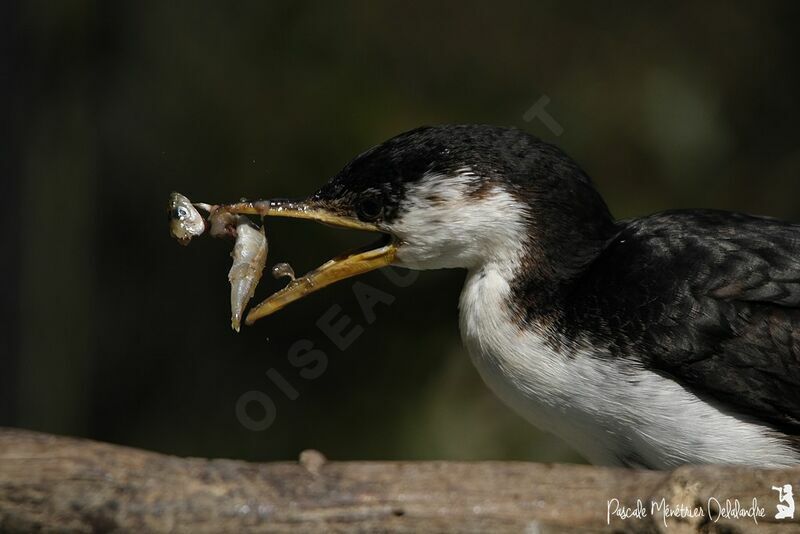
[
  {"x1": 209, "y1": 210, "x2": 237, "y2": 239},
  {"x1": 271, "y1": 262, "x2": 296, "y2": 282},
  {"x1": 229, "y1": 219, "x2": 267, "y2": 332},
  {"x1": 168, "y1": 192, "x2": 206, "y2": 245}
]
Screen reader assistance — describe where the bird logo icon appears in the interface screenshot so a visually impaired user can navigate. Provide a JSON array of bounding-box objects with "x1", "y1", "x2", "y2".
[{"x1": 772, "y1": 484, "x2": 795, "y2": 519}]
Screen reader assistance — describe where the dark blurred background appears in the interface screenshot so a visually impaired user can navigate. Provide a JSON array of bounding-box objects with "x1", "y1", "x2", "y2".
[{"x1": 3, "y1": 1, "x2": 800, "y2": 463}]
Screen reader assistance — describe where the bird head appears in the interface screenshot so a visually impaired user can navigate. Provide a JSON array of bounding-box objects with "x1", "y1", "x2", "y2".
[{"x1": 245, "y1": 124, "x2": 615, "y2": 323}]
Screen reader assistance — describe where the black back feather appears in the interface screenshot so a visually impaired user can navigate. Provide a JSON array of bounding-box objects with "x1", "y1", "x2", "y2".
[{"x1": 558, "y1": 210, "x2": 800, "y2": 432}]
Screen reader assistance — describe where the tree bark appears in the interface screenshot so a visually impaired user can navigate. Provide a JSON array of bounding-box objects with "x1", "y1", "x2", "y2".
[{"x1": 0, "y1": 427, "x2": 798, "y2": 533}]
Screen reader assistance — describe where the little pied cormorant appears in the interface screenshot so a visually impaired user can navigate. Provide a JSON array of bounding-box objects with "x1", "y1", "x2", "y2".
[{"x1": 217, "y1": 124, "x2": 800, "y2": 469}]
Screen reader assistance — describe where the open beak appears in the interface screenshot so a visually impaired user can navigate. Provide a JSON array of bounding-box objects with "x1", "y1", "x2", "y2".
[{"x1": 214, "y1": 199, "x2": 397, "y2": 324}]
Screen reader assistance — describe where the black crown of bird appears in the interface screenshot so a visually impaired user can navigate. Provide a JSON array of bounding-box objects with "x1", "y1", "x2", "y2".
[{"x1": 169, "y1": 124, "x2": 800, "y2": 469}]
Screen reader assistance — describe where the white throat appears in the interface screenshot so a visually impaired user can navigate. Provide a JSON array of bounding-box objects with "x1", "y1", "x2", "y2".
[{"x1": 392, "y1": 173, "x2": 529, "y2": 271}]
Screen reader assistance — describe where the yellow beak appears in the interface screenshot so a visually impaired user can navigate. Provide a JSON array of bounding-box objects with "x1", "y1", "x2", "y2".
[{"x1": 215, "y1": 199, "x2": 397, "y2": 324}]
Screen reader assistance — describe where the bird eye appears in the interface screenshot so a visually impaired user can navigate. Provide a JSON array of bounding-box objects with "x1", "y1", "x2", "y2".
[
  {"x1": 356, "y1": 197, "x2": 383, "y2": 221},
  {"x1": 176, "y1": 206, "x2": 189, "y2": 219}
]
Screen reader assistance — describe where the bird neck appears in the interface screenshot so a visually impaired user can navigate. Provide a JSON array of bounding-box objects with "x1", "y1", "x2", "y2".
[{"x1": 508, "y1": 201, "x2": 619, "y2": 323}]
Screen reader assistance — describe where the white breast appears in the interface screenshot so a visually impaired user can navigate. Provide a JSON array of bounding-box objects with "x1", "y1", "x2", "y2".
[{"x1": 458, "y1": 264, "x2": 800, "y2": 468}]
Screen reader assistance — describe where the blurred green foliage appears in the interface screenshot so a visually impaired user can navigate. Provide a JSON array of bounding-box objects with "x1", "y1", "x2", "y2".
[{"x1": 4, "y1": 1, "x2": 799, "y2": 463}]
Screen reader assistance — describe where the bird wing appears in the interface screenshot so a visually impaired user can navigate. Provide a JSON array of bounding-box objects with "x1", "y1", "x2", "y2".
[{"x1": 572, "y1": 210, "x2": 800, "y2": 431}]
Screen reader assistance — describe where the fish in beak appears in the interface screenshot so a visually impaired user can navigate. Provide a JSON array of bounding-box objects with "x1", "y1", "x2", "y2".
[{"x1": 211, "y1": 198, "x2": 397, "y2": 325}]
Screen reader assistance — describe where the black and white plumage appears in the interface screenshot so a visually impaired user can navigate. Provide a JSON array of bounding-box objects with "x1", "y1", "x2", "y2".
[{"x1": 248, "y1": 124, "x2": 800, "y2": 469}]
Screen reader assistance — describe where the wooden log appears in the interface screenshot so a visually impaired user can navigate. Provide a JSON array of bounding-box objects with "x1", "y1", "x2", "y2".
[{"x1": 0, "y1": 427, "x2": 798, "y2": 533}]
